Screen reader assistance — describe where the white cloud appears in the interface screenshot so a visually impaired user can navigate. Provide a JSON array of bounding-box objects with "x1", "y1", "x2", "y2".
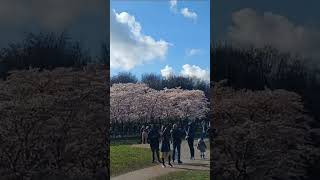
[
  {"x1": 169, "y1": 1, "x2": 198, "y2": 22},
  {"x1": 110, "y1": 9, "x2": 170, "y2": 70},
  {"x1": 161, "y1": 64, "x2": 210, "y2": 82},
  {"x1": 180, "y1": 8, "x2": 197, "y2": 21},
  {"x1": 161, "y1": 65, "x2": 175, "y2": 78},
  {"x1": 180, "y1": 64, "x2": 210, "y2": 82},
  {"x1": 228, "y1": 8, "x2": 320, "y2": 60},
  {"x1": 169, "y1": 0, "x2": 177, "y2": 12},
  {"x1": 186, "y1": 48, "x2": 202, "y2": 56}
]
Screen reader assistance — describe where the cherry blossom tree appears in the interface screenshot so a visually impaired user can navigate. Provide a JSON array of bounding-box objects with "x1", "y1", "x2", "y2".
[
  {"x1": 110, "y1": 83, "x2": 209, "y2": 124},
  {"x1": 211, "y1": 80, "x2": 319, "y2": 180},
  {"x1": 0, "y1": 65, "x2": 109, "y2": 179},
  {"x1": 159, "y1": 88, "x2": 209, "y2": 121},
  {"x1": 110, "y1": 83, "x2": 153, "y2": 124}
]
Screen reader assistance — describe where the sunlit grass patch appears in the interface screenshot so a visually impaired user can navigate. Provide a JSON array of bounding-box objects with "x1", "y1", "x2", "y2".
[{"x1": 110, "y1": 145, "x2": 154, "y2": 177}]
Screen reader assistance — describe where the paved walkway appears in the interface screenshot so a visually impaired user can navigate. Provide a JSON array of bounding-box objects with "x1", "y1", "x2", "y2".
[{"x1": 111, "y1": 139, "x2": 210, "y2": 180}]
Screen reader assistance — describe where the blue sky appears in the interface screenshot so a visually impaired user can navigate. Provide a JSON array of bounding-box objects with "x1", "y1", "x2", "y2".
[{"x1": 110, "y1": 0, "x2": 210, "y2": 81}]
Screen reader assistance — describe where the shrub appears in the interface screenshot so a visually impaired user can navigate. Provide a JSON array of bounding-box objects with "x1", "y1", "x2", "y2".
[
  {"x1": 211, "y1": 80, "x2": 319, "y2": 180},
  {"x1": 0, "y1": 65, "x2": 109, "y2": 179}
]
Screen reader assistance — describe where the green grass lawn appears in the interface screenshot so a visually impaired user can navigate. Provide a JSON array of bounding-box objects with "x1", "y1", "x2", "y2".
[
  {"x1": 110, "y1": 144, "x2": 154, "y2": 177},
  {"x1": 110, "y1": 136, "x2": 140, "y2": 146},
  {"x1": 151, "y1": 170, "x2": 209, "y2": 180}
]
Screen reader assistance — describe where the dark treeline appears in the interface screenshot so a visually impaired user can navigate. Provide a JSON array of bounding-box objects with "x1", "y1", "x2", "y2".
[
  {"x1": 111, "y1": 72, "x2": 210, "y2": 97},
  {"x1": 0, "y1": 32, "x2": 108, "y2": 79},
  {"x1": 212, "y1": 43, "x2": 320, "y2": 126}
]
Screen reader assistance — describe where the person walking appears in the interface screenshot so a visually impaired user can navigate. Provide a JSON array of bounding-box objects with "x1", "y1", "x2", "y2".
[
  {"x1": 201, "y1": 120, "x2": 207, "y2": 139},
  {"x1": 147, "y1": 125, "x2": 161, "y2": 163},
  {"x1": 197, "y1": 137, "x2": 207, "y2": 159},
  {"x1": 171, "y1": 123, "x2": 184, "y2": 164},
  {"x1": 140, "y1": 125, "x2": 145, "y2": 143},
  {"x1": 160, "y1": 124, "x2": 173, "y2": 168},
  {"x1": 207, "y1": 121, "x2": 211, "y2": 137},
  {"x1": 185, "y1": 120, "x2": 195, "y2": 160},
  {"x1": 141, "y1": 126, "x2": 148, "y2": 144}
]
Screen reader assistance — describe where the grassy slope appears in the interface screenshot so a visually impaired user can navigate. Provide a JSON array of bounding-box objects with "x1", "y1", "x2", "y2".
[{"x1": 110, "y1": 145, "x2": 154, "y2": 177}]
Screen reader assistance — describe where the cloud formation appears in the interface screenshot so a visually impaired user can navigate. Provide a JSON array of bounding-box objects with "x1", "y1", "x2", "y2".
[
  {"x1": 168, "y1": 1, "x2": 198, "y2": 21},
  {"x1": 161, "y1": 64, "x2": 210, "y2": 82},
  {"x1": 181, "y1": 64, "x2": 210, "y2": 82},
  {"x1": 161, "y1": 65, "x2": 175, "y2": 78},
  {"x1": 181, "y1": 8, "x2": 197, "y2": 21},
  {"x1": 228, "y1": 8, "x2": 320, "y2": 60},
  {"x1": 111, "y1": 10, "x2": 170, "y2": 70},
  {"x1": 169, "y1": 0, "x2": 177, "y2": 12},
  {"x1": 186, "y1": 48, "x2": 202, "y2": 56}
]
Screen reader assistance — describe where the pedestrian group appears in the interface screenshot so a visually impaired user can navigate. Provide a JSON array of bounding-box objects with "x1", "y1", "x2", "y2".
[{"x1": 140, "y1": 120, "x2": 209, "y2": 168}]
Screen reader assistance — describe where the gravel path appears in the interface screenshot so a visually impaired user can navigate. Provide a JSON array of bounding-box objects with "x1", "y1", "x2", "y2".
[{"x1": 111, "y1": 139, "x2": 210, "y2": 180}]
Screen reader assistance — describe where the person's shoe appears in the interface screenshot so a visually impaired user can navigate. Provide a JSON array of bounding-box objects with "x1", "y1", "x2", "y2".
[
  {"x1": 152, "y1": 160, "x2": 155, "y2": 163},
  {"x1": 178, "y1": 160, "x2": 183, "y2": 164},
  {"x1": 158, "y1": 160, "x2": 162, "y2": 163},
  {"x1": 161, "y1": 164, "x2": 166, "y2": 168},
  {"x1": 168, "y1": 163, "x2": 173, "y2": 167}
]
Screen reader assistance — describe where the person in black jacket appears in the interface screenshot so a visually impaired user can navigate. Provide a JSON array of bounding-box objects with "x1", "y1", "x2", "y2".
[
  {"x1": 171, "y1": 123, "x2": 184, "y2": 164},
  {"x1": 185, "y1": 120, "x2": 195, "y2": 160},
  {"x1": 160, "y1": 124, "x2": 173, "y2": 168},
  {"x1": 147, "y1": 125, "x2": 161, "y2": 163}
]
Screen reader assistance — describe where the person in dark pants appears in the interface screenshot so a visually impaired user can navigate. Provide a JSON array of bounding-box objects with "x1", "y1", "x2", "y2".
[
  {"x1": 185, "y1": 121, "x2": 195, "y2": 160},
  {"x1": 160, "y1": 124, "x2": 173, "y2": 168},
  {"x1": 147, "y1": 125, "x2": 161, "y2": 163},
  {"x1": 201, "y1": 120, "x2": 207, "y2": 139},
  {"x1": 142, "y1": 126, "x2": 149, "y2": 144},
  {"x1": 171, "y1": 123, "x2": 184, "y2": 164},
  {"x1": 140, "y1": 125, "x2": 145, "y2": 143}
]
